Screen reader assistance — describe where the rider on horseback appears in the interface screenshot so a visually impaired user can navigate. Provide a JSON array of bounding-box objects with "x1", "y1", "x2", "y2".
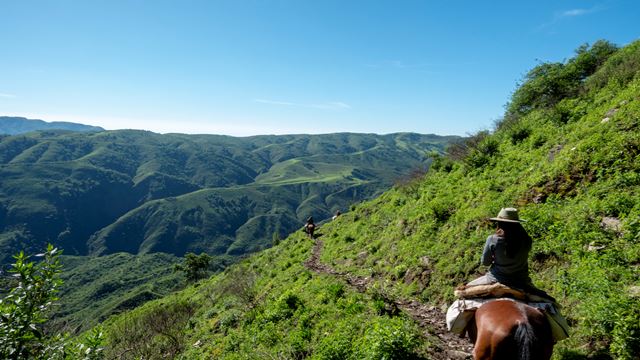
[
  {"x1": 304, "y1": 216, "x2": 315, "y2": 239},
  {"x1": 447, "y1": 207, "x2": 569, "y2": 345},
  {"x1": 467, "y1": 208, "x2": 534, "y2": 290}
]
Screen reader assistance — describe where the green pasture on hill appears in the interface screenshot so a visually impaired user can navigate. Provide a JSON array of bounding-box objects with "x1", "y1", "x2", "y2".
[
  {"x1": 3, "y1": 40, "x2": 640, "y2": 359},
  {"x1": 92, "y1": 40, "x2": 640, "y2": 359},
  {"x1": 0, "y1": 131, "x2": 452, "y2": 331}
]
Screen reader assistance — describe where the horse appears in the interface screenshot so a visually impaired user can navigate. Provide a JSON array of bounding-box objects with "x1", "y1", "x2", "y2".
[
  {"x1": 305, "y1": 223, "x2": 315, "y2": 239},
  {"x1": 467, "y1": 299, "x2": 554, "y2": 360}
]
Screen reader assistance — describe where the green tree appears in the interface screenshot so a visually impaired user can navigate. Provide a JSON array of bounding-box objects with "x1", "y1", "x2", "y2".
[
  {"x1": 0, "y1": 244, "x2": 104, "y2": 360},
  {"x1": 174, "y1": 252, "x2": 212, "y2": 282}
]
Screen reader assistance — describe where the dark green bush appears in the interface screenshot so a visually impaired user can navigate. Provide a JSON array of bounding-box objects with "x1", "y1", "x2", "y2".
[
  {"x1": 586, "y1": 40, "x2": 640, "y2": 92},
  {"x1": 507, "y1": 41, "x2": 618, "y2": 118},
  {"x1": 354, "y1": 317, "x2": 423, "y2": 360},
  {"x1": 327, "y1": 283, "x2": 345, "y2": 301}
]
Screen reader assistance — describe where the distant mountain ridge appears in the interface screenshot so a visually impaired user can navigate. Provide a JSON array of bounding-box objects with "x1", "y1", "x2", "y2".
[
  {"x1": 0, "y1": 130, "x2": 457, "y2": 264},
  {"x1": 0, "y1": 116, "x2": 104, "y2": 134}
]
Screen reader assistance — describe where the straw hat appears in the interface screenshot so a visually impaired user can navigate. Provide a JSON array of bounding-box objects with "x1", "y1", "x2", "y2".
[{"x1": 489, "y1": 208, "x2": 525, "y2": 223}]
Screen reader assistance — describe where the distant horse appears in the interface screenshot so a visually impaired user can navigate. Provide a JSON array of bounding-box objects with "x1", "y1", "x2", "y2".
[
  {"x1": 305, "y1": 223, "x2": 315, "y2": 239},
  {"x1": 467, "y1": 299, "x2": 554, "y2": 360}
]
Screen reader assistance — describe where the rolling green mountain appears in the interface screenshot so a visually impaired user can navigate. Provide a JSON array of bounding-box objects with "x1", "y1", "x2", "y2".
[
  {"x1": 93, "y1": 40, "x2": 640, "y2": 359},
  {"x1": 0, "y1": 116, "x2": 104, "y2": 134},
  {"x1": 0, "y1": 131, "x2": 454, "y2": 264},
  {"x1": 0, "y1": 130, "x2": 456, "y2": 329}
]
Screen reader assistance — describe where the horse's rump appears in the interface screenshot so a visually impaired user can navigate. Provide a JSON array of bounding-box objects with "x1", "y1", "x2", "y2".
[{"x1": 473, "y1": 299, "x2": 553, "y2": 360}]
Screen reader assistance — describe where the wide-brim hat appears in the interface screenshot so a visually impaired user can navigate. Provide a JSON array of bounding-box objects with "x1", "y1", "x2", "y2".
[{"x1": 489, "y1": 207, "x2": 525, "y2": 223}]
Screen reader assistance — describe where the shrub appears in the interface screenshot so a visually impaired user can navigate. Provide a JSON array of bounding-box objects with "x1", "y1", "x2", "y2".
[
  {"x1": 354, "y1": 317, "x2": 423, "y2": 360},
  {"x1": 586, "y1": 40, "x2": 640, "y2": 92},
  {"x1": 327, "y1": 283, "x2": 345, "y2": 301},
  {"x1": 173, "y1": 252, "x2": 213, "y2": 282},
  {"x1": 104, "y1": 300, "x2": 195, "y2": 359},
  {"x1": 0, "y1": 245, "x2": 105, "y2": 360},
  {"x1": 509, "y1": 126, "x2": 532, "y2": 144},
  {"x1": 0, "y1": 245, "x2": 63, "y2": 360},
  {"x1": 609, "y1": 300, "x2": 640, "y2": 360},
  {"x1": 507, "y1": 41, "x2": 618, "y2": 118}
]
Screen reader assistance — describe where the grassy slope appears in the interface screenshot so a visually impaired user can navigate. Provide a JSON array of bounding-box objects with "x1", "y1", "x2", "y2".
[
  {"x1": 94, "y1": 40, "x2": 640, "y2": 359},
  {"x1": 9, "y1": 132, "x2": 451, "y2": 332},
  {"x1": 100, "y1": 233, "x2": 433, "y2": 359},
  {"x1": 0, "y1": 131, "x2": 451, "y2": 263},
  {"x1": 53, "y1": 253, "x2": 183, "y2": 331}
]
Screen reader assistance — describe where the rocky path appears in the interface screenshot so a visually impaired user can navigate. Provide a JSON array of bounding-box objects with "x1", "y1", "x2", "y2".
[{"x1": 304, "y1": 237, "x2": 473, "y2": 360}]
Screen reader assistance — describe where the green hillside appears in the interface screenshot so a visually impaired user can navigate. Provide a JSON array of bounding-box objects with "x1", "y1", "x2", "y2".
[
  {"x1": 0, "y1": 130, "x2": 454, "y2": 330},
  {"x1": 93, "y1": 40, "x2": 640, "y2": 359},
  {"x1": 0, "y1": 131, "x2": 453, "y2": 263}
]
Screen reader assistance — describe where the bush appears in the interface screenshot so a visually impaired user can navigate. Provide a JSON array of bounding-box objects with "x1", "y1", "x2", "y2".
[
  {"x1": 609, "y1": 300, "x2": 640, "y2": 360},
  {"x1": 104, "y1": 300, "x2": 195, "y2": 359},
  {"x1": 0, "y1": 245, "x2": 63, "y2": 360},
  {"x1": 0, "y1": 245, "x2": 104, "y2": 360},
  {"x1": 174, "y1": 252, "x2": 212, "y2": 282},
  {"x1": 586, "y1": 40, "x2": 640, "y2": 92},
  {"x1": 507, "y1": 40, "x2": 618, "y2": 118},
  {"x1": 354, "y1": 317, "x2": 423, "y2": 360}
]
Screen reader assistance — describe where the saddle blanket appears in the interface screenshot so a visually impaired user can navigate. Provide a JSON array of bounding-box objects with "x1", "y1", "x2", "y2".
[{"x1": 446, "y1": 298, "x2": 570, "y2": 342}]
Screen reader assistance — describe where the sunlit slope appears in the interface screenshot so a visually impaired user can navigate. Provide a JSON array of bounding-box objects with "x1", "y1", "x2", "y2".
[
  {"x1": 0, "y1": 131, "x2": 454, "y2": 263},
  {"x1": 96, "y1": 40, "x2": 640, "y2": 359}
]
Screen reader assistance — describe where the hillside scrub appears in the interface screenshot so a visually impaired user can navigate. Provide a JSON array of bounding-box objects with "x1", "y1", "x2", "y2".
[
  {"x1": 320, "y1": 40, "x2": 640, "y2": 358},
  {"x1": 100, "y1": 234, "x2": 432, "y2": 359},
  {"x1": 0, "y1": 132, "x2": 454, "y2": 331},
  {"x1": 92, "y1": 40, "x2": 640, "y2": 359}
]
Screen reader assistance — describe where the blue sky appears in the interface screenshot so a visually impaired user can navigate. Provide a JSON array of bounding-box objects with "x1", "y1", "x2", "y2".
[{"x1": 0, "y1": 1, "x2": 638, "y2": 136}]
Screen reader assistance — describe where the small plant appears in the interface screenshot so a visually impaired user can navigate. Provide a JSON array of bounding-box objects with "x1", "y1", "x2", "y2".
[
  {"x1": 354, "y1": 317, "x2": 423, "y2": 360},
  {"x1": 0, "y1": 244, "x2": 63, "y2": 360},
  {"x1": 0, "y1": 245, "x2": 105, "y2": 360}
]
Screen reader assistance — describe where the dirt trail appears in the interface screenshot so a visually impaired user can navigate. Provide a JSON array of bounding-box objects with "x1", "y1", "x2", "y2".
[{"x1": 304, "y1": 237, "x2": 473, "y2": 360}]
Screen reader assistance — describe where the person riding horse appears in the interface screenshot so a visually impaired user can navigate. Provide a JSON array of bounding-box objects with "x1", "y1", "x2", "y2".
[
  {"x1": 447, "y1": 208, "x2": 569, "y2": 359},
  {"x1": 304, "y1": 216, "x2": 315, "y2": 239},
  {"x1": 467, "y1": 207, "x2": 535, "y2": 290}
]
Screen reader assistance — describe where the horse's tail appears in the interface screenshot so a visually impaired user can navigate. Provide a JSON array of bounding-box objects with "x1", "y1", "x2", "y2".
[{"x1": 513, "y1": 321, "x2": 538, "y2": 360}]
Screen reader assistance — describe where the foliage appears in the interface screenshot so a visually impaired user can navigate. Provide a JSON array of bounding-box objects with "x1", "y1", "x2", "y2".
[
  {"x1": 103, "y1": 300, "x2": 195, "y2": 359},
  {"x1": 0, "y1": 245, "x2": 104, "y2": 360},
  {"x1": 174, "y1": 252, "x2": 213, "y2": 282},
  {"x1": 0, "y1": 244, "x2": 63, "y2": 359},
  {"x1": 506, "y1": 40, "x2": 617, "y2": 119},
  {"x1": 89, "y1": 39, "x2": 640, "y2": 359},
  {"x1": 354, "y1": 317, "x2": 423, "y2": 360}
]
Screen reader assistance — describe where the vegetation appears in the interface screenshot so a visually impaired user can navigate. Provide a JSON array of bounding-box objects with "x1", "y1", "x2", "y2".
[
  {"x1": 86, "y1": 39, "x2": 640, "y2": 359},
  {"x1": 174, "y1": 252, "x2": 214, "y2": 282},
  {"x1": 0, "y1": 245, "x2": 104, "y2": 360},
  {"x1": 0, "y1": 131, "x2": 453, "y2": 330},
  {"x1": 99, "y1": 234, "x2": 430, "y2": 359},
  {"x1": 0, "y1": 131, "x2": 452, "y2": 263}
]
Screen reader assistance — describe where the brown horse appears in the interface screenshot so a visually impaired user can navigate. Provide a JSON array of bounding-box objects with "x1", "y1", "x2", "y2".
[{"x1": 467, "y1": 299, "x2": 554, "y2": 360}]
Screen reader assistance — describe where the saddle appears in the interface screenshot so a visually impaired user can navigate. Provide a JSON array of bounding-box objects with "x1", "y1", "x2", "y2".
[
  {"x1": 447, "y1": 282, "x2": 569, "y2": 341},
  {"x1": 454, "y1": 282, "x2": 555, "y2": 303}
]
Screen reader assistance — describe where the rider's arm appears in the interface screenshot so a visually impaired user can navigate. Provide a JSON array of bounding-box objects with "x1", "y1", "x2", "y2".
[{"x1": 480, "y1": 236, "x2": 494, "y2": 266}]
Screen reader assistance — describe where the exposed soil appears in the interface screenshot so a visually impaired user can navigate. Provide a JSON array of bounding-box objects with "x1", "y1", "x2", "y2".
[{"x1": 304, "y1": 237, "x2": 474, "y2": 360}]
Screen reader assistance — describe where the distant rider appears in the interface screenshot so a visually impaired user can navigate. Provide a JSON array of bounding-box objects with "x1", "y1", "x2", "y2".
[{"x1": 305, "y1": 216, "x2": 315, "y2": 239}]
